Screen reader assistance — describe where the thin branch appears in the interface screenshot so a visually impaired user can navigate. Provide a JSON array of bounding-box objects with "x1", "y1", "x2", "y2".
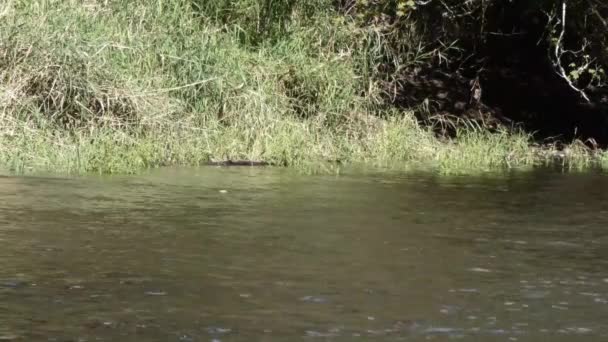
[{"x1": 552, "y1": 2, "x2": 591, "y2": 102}]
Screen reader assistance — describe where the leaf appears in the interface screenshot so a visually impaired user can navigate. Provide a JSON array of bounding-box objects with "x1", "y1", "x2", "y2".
[{"x1": 569, "y1": 70, "x2": 580, "y2": 80}]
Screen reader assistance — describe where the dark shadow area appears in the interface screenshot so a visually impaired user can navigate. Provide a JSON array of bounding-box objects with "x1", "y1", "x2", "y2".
[
  {"x1": 388, "y1": 1, "x2": 608, "y2": 146},
  {"x1": 479, "y1": 5, "x2": 608, "y2": 146}
]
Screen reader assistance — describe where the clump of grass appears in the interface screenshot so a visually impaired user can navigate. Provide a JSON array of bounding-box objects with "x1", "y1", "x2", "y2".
[
  {"x1": 598, "y1": 151, "x2": 608, "y2": 170},
  {"x1": 553, "y1": 140, "x2": 599, "y2": 171},
  {"x1": 435, "y1": 127, "x2": 536, "y2": 174}
]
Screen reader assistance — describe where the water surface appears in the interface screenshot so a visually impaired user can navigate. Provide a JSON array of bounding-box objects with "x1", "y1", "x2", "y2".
[{"x1": 1, "y1": 167, "x2": 607, "y2": 341}]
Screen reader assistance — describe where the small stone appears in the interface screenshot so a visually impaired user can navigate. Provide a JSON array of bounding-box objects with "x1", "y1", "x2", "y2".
[{"x1": 219, "y1": 190, "x2": 228, "y2": 194}]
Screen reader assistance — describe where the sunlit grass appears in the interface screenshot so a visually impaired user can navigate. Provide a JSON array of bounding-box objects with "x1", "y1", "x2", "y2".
[{"x1": 0, "y1": 0, "x2": 603, "y2": 176}]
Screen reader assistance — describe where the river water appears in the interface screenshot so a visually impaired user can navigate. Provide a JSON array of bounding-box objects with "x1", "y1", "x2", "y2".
[{"x1": 1, "y1": 167, "x2": 607, "y2": 341}]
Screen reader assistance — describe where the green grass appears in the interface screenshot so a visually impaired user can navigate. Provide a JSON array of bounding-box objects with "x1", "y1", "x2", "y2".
[{"x1": 0, "y1": 0, "x2": 603, "y2": 176}]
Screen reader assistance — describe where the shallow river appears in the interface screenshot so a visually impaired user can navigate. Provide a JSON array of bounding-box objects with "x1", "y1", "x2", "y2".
[{"x1": 1, "y1": 167, "x2": 608, "y2": 341}]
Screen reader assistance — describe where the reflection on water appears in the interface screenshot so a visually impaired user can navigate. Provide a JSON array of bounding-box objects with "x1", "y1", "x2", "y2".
[{"x1": 1, "y1": 167, "x2": 608, "y2": 341}]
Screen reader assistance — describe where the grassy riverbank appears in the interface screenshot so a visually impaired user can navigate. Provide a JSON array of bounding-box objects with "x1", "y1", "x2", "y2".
[{"x1": 0, "y1": 0, "x2": 606, "y2": 175}]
